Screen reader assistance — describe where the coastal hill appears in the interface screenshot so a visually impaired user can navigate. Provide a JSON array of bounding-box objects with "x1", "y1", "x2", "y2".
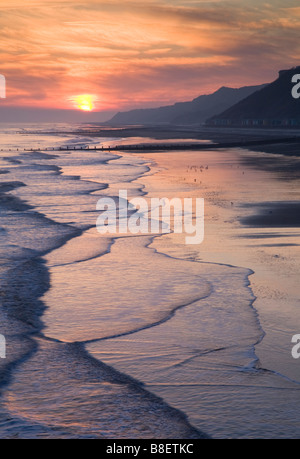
[
  {"x1": 107, "y1": 84, "x2": 266, "y2": 126},
  {"x1": 207, "y1": 66, "x2": 300, "y2": 128}
]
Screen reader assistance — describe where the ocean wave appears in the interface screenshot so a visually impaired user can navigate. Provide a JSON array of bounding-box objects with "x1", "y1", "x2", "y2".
[{"x1": 0, "y1": 135, "x2": 209, "y2": 439}]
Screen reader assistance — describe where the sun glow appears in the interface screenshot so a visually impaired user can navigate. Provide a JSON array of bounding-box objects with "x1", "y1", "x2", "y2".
[{"x1": 72, "y1": 94, "x2": 96, "y2": 111}]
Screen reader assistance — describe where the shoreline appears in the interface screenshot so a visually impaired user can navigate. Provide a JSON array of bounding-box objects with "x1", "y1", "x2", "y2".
[
  {"x1": 16, "y1": 125, "x2": 300, "y2": 156},
  {"x1": 1, "y1": 126, "x2": 299, "y2": 438},
  {"x1": 82, "y1": 145, "x2": 300, "y2": 438},
  {"x1": 128, "y1": 146, "x2": 300, "y2": 383},
  {"x1": 0, "y1": 147, "x2": 209, "y2": 439}
]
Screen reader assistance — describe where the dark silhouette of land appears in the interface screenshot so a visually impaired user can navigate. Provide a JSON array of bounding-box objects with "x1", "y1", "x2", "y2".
[
  {"x1": 208, "y1": 66, "x2": 300, "y2": 127},
  {"x1": 108, "y1": 85, "x2": 266, "y2": 125}
]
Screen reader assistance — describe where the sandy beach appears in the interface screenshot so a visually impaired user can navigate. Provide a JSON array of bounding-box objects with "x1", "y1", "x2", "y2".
[
  {"x1": 128, "y1": 147, "x2": 300, "y2": 381},
  {"x1": 0, "y1": 124, "x2": 299, "y2": 439},
  {"x1": 0, "y1": 126, "x2": 211, "y2": 439},
  {"x1": 84, "y1": 144, "x2": 300, "y2": 438},
  {"x1": 2, "y1": 0, "x2": 300, "y2": 441}
]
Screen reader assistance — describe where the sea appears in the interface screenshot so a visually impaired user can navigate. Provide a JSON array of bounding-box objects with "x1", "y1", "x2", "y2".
[{"x1": 0, "y1": 123, "x2": 299, "y2": 439}]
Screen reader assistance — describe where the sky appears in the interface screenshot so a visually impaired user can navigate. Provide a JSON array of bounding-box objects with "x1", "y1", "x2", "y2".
[{"x1": 0, "y1": 0, "x2": 299, "y2": 120}]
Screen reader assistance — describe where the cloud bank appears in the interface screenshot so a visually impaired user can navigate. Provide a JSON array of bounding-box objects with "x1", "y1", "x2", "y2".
[{"x1": 0, "y1": 0, "x2": 299, "y2": 111}]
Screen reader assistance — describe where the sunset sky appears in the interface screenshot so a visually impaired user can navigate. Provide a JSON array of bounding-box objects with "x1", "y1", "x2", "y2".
[{"x1": 0, "y1": 0, "x2": 299, "y2": 117}]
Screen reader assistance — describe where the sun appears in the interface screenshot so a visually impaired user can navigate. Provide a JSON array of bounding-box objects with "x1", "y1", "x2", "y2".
[{"x1": 72, "y1": 94, "x2": 96, "y2": 111}]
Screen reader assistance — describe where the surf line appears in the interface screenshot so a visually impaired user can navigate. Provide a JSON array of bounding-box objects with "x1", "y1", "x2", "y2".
[{"x1": 96, "y1": 189, "x2": 205, "y2": 245}]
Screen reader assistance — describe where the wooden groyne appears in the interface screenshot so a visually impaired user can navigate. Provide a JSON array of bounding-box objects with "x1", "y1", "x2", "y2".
[{"x1": 2, "y1": 136, "x2": 300, "y2": 153}]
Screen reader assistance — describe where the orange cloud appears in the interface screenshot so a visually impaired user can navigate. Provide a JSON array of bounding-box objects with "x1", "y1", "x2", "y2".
[{"x1": 0, "y1": 0, "x2": 299, "y2": 111}]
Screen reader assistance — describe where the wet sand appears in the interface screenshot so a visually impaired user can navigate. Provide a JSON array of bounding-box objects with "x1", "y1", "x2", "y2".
[
  {"x1": 82, "y1": 145, "x2": 300, "y2": 438},
  {"x1": 22, "y1": 125, "x2": 300, "y2": 156},
  {"x1": 129, "y1": 147, "x2": 300, "y2": 383},
  {"x1": 241, "y1": 202, "x2": 300, "y2": 228},
  {"x1": 2, "y1": 125, "x2": 299, "y2": 438}
]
